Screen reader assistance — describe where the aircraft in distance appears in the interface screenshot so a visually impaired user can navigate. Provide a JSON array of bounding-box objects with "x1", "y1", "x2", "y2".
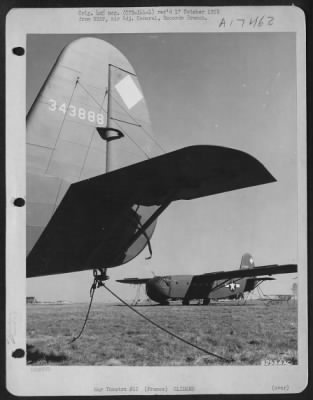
[
  {"x1": 117, "y1": 253, "x2": 297, "y2": 305},
  {"x1": 27, "y1": 37, "x2": 276, "y2": 283},
  {"x1": 258, "y1": 294, "x2": 294, "y2": 305}
]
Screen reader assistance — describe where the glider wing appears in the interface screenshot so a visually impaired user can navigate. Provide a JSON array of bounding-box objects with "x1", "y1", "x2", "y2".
[
  {"x1": 191, "y1": 263, "x2": 297, "y2": 284},
  {"x1": 27, "y1": 145, "x2": 275, "y2": 277}
]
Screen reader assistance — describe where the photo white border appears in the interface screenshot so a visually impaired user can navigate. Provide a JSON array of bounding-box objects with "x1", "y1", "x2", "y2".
[{"x1": 6, "y1": 6, "x2": 307, "y2": 396}]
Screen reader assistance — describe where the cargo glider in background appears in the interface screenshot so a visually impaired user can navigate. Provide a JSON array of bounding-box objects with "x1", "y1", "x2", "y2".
[
  {"x1": 117, "y1": 253, "x2": 297, "y2": 305},
  {"x1": 26, "y1": 38, "x2": 276, "y2": 283}
]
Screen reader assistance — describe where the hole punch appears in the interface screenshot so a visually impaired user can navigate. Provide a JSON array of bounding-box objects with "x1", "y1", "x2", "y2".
[
  {"x1": 12, "y1": 47, "x2": 25, "y2": 56},
  {"x1": 13, "y1": 198, "x2": 25, "y2": 207},
  {"x1": 12, "y1": 348, "x2": 25, "y2": 358}
]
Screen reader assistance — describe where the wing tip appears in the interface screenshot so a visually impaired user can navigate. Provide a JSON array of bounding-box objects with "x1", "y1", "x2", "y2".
[{"x1": 266, "y1": 169, "x2": 277, "y2": 183}]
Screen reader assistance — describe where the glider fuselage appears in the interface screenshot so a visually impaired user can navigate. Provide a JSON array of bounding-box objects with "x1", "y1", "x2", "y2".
[{"x1": 145, "y1": 275, "x2": 254, "y2": 304}]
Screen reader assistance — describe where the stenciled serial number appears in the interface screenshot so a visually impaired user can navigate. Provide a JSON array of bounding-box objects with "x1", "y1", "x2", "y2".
[
  {"x1": 262, "y1": 359, "x2": 291, "y2": 366},
  {"x1": 48, "y1": 99, "x2": 106, "y2": 125}
]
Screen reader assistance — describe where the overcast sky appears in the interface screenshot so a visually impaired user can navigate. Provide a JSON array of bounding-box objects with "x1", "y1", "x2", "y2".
[{"x1": 26, "y1": 32, "x2": 298, "y2": 303}]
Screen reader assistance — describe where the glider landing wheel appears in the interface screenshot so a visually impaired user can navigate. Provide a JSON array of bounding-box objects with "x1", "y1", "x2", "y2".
[
  {"x1": 182, "y1": 299, "x2": 189, "y2": 306},
  {"x1": 203, "y1": 298, "x2": 210, "y2": 305}
]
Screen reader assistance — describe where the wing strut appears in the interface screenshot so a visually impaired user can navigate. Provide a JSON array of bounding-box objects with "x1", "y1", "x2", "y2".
[
  {"x1": 133, "y1": 206, "x2": 153, "y2": 260},
  {"x1": 105, "y1": 197, "x2": 173, "y2": 269},
  {"x1": 138, "y1": 220, "x2": 153, "y2": 260}
]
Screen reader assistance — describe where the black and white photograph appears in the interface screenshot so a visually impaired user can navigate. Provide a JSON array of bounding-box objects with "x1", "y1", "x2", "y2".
[{"x1": 6, "y1": 6, "x2": 307, "y2": 396}]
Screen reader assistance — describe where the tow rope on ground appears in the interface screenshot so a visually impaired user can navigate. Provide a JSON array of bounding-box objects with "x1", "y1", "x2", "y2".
[
  {"x1": 70, "y1": 279, "x2": 232, "y2": 363},
  {"x1": 69, "y1": 277, "x2": 98, "y2": 344}
]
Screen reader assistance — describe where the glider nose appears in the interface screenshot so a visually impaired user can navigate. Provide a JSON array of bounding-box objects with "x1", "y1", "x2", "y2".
[{"x1": 146, "y1": 277, "x2": 170, "y2": 303}]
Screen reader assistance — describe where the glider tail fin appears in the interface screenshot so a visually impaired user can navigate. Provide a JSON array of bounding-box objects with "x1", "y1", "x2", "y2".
[
  {"x1": 241, "y1": 253, "x2": 256, "y2": 292},
  {"x1": 240, "y1": 253, "x2": 255, "y2": 269}
]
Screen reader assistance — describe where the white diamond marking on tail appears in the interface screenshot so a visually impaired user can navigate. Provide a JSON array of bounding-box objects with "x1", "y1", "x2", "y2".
[{"x1": 115, "y1": 75, "x2": 143, "y2": 109}]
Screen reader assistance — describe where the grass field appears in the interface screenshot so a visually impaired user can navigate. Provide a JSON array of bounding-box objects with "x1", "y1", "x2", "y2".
[{"x1": 27, "y1": 300, "x2": 297, "y2": 366}]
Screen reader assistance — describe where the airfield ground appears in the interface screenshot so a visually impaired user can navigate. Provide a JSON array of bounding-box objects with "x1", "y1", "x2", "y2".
[{"x1": 27, "y1": 300, "x2": 297, "y2": 366}]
